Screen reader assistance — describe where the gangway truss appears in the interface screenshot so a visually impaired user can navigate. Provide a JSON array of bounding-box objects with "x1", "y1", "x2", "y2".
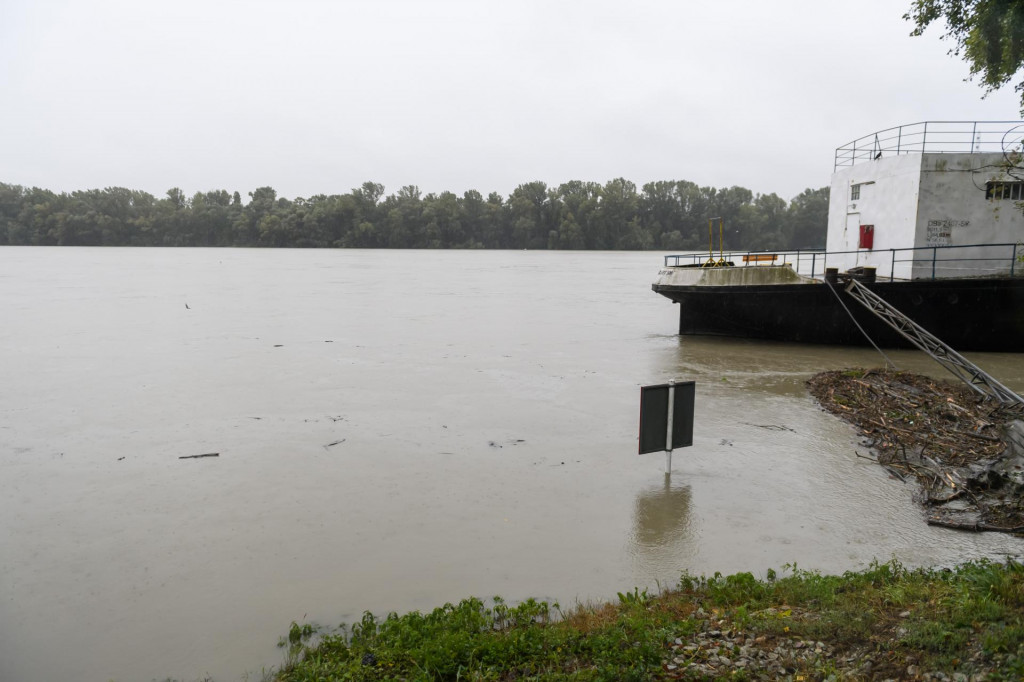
[{"x1": 843, "y1": 278, "x2": 1024, "y2": 410}]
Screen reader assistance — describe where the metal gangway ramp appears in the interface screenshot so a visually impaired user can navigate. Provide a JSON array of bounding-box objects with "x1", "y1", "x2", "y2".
[{"x1": 843, "y1": 278, "x2": 1024, "y2": 409}]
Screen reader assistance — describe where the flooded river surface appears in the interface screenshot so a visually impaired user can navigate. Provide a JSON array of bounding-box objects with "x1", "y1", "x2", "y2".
[{"x1": 1, "y1": 247, "x2": 1022, "y2": 682}]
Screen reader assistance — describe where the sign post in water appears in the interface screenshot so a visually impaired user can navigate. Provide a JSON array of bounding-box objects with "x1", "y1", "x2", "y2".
[{"x1": 638, "y1": 381, "x2": 695, "y2": 472}]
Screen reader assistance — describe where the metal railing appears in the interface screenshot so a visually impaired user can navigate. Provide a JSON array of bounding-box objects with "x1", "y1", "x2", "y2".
[
  {"x1": 834, "y1": 121, "x2": 1024, "y2": 169},
  {"x1": 662, "y1": 242, "x2": 1022, "y2": 281}
]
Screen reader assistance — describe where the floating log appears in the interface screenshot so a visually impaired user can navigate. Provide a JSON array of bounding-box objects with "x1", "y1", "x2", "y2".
[
  {"x1": 951, "y1": 429, "x2": 1004, "y2": 443},
  {"x1": 179, "y1": 453, "x2": 219, "y2": 460},
  {"x1": 928, "y1": 517, "x2": 1024, "y2": 533},
  {"x1": 927, "y1": 517, "x2": 979, "y2": 531}
]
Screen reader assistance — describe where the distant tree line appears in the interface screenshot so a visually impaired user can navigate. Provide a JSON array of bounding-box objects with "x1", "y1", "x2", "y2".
[{"x1": 0, "y1": 180, "x2": 828, "y2": 251}]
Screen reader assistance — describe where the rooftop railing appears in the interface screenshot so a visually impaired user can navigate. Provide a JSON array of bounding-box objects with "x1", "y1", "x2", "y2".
[
  {"x1": 834, "y1": 121, "x2": 1024, "y2": 169},
  {"x1": 662, "y1": 242, "x2": 1022, "y2": 281}
]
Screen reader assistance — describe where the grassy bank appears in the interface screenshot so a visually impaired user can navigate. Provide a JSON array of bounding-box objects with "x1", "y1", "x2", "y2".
[{"x1": 274, "y1": 559, "x2": 1024, "y2": 681}]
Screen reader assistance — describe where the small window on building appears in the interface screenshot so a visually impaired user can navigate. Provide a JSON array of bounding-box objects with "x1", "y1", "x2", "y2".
[
  {"x1": 850, "y1": 184, "x2": 861, "y2": 201},
  {"x1": 985, "y1": 181, "x2": 1024, "y2": 200}
]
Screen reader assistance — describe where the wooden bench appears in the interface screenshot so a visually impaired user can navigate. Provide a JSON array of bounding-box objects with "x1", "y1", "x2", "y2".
[{"x1": 742, "y1": 254, "x2": 779, "y2": 265}]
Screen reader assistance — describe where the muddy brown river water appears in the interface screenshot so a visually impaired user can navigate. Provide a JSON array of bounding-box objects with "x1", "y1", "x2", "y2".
[{"x1": 1, "y1": 247, "x2": 1022, "y2": 682}]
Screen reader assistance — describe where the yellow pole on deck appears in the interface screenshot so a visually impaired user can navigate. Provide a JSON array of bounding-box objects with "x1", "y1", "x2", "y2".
[
  {"x1": 718, "y1": 218, "x2": 725, "y2": 263},
  {"x1": 706, "y1": 217, "x2": 724, "y2": 266}
]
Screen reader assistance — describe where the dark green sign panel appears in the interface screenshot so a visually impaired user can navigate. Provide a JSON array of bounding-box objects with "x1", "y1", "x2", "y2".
[
  {"x1": 639, "y1": 385, "x2": 670, "y2": 454},
  {"x1": 638, "y1": 381, "x2": 695, "y2": 454}
]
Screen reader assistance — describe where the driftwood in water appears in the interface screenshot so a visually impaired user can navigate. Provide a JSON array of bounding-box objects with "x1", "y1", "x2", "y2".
[
  {"x1": 179, "y1": 452, "x2": 220, "y2": 460},
  {"x1": 808, "y1": 368, "x2": 1024, "y2": 536}
]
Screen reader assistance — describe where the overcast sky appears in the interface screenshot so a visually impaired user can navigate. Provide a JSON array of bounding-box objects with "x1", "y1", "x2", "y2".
[{"x1": 2, "y1": 0, "x2": 1021, "y2": 203}]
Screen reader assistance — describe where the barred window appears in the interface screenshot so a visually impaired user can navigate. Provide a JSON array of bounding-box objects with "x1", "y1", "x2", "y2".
[
  {"x1": 850, "y1": 184, "x2": 861, "y2": 200},
  {"x1": 985, "y1": 181, "x2": 1024, "y2": 200}
]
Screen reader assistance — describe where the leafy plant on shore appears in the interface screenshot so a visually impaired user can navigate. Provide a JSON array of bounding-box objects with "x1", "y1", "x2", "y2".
[
  {"x1": 278, "y1": 621, "x2": 320, "y2": 668},
  {"x1": 616, "y1": 587, "x2": 651, "y2": 606}
]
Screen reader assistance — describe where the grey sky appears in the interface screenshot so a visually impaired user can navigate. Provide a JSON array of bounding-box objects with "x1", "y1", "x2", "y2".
[{"x1": 2, "y1": 0, "x2": 1020, "y2": 203}]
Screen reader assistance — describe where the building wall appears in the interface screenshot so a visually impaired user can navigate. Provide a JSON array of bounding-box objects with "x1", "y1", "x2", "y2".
[
  {"x1": 828, "y1": 152, "x2": 1023, "y2": 279},
  {"x1": 827, "y1": 154, "x2": 923, "y2": 278},
  {"x1": 913, "y1": 153, "x2": 1024, "y2": 278}
]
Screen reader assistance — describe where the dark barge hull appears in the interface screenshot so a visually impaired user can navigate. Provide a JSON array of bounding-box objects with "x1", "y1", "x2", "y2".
[{"x1": 652, "y1": 277, "x2": 1024, "y2": 352}]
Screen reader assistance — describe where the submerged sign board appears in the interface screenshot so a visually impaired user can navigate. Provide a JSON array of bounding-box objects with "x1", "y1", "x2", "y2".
[{"x1": 638, "y1": 381, "x2": 695, "y2": 455}]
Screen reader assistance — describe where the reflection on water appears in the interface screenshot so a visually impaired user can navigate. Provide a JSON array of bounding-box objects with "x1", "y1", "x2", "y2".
[{"x1": 629, "y1": 474, "x2": 695, "y2": 580}]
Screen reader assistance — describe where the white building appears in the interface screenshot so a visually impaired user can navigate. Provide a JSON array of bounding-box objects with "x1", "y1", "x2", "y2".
[{"x1": 826, "y1": 121, "x2": 1024, "y2": 279}]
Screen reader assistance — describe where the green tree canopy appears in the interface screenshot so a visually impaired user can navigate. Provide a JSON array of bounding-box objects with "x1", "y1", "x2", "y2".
[
  {"x1": 906, "y1": 0, "x2": 1024, "y2": 112},
  {"x1": 0, "y1": 179, "x2": 829, "y2": 251}
]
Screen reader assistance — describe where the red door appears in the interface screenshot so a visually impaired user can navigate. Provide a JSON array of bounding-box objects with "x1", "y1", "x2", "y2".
[{"x1": 859, "y1": 224, "x2": 874, "y2": 249}]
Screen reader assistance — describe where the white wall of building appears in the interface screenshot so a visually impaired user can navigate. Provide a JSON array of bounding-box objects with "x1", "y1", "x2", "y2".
[{"x1": 827, "y1": 154, "x2": 923, "y2": 278}]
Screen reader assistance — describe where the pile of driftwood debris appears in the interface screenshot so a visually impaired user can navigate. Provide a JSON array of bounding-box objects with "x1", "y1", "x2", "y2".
[{"x1": 807, "y1": 368, "x2": 1024, "y2": 534}]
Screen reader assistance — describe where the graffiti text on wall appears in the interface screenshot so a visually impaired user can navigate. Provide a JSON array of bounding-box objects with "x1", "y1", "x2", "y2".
[{"x1": 926, "y1": 219, "x2": 968, "y2": 245}]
